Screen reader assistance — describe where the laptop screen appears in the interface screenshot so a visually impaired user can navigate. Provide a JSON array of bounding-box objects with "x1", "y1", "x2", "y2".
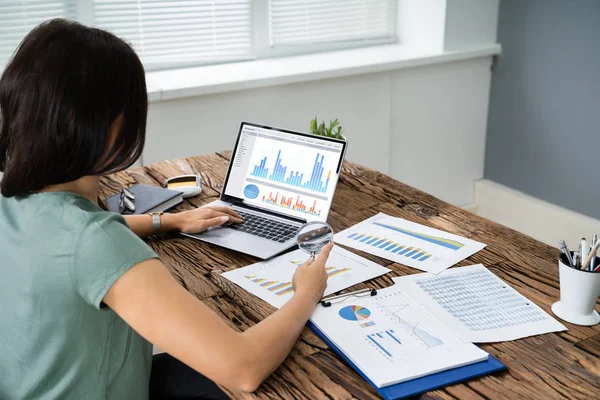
[{"x1": 223, "y1": 123, "x2": 346, "y2": 222}]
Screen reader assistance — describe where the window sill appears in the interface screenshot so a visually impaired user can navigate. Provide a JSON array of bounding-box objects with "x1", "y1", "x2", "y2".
[{"x1": 145, "y1": 43, "x2": 501, "y2": 103}]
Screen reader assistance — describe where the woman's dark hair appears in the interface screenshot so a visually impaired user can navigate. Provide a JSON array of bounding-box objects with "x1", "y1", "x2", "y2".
[{"x1": 0, "y1": 19, "x2": 147, "y2": 197}]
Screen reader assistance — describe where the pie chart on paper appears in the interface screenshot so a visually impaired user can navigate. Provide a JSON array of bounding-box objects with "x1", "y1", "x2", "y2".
[{"x1": 339, "y1": 305, "x2": 371, "y2": 321}]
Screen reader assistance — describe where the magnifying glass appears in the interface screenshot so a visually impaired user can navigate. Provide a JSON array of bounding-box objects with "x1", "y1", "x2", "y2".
[{"x1": 296, "y1": 221, "x2": 334, "y2": 260}]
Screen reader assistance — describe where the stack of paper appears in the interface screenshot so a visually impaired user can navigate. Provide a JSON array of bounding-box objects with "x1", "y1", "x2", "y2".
[{"x1": 309, "y1": 286, "x2": 489, "y2": 388}]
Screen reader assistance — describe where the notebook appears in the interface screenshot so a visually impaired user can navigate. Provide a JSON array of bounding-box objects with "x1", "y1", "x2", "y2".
[{"x1": 105, "y1": 184, "x2": 183, "y2": 214}]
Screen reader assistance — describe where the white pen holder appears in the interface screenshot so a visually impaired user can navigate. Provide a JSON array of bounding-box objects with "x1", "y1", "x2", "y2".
[{"x1": 551, "y1": 253, "x2": 600, "y2": 326}]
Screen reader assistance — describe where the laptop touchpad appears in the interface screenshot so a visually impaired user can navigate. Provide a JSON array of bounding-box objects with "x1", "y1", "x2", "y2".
[{"x1": 199, "y1": 226, "x2": 236, "y2": 239}]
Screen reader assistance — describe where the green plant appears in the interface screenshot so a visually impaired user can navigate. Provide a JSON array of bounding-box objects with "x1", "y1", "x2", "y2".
[{"x1": 309, "y1": 116, "x2": 344, "y2": 139}]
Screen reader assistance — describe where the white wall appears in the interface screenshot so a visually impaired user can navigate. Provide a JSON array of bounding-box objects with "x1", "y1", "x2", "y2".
[
  {"x1": 145, "y1": 55, "x2": 493, "y2": 206},
  {"x1": 145, "y1": 71, "x2": 392, "y2": 173},
  {"x1": 444, "y1": 0, "x2": 499, "y2": 51},
  {"x1": 397, "y1": 0, "x2": 447, "y2": 51},
  {"x1": 397, "y1": 0, "x2": 499, "y2": 52},
  {"x1": 389, "y1": 57, "x2": 492, "y2": 205},
  {"x1": 474, "y1": 179, "x2": 600, "y2": 248}
]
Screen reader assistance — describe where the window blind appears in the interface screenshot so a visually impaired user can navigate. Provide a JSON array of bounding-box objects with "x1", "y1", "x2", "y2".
[
  {"x1": 268, "y1": 0, "x2": 396, "y2": 47},
  {"x1": 1, "y1": 1, "x2": 399, "y2": 73},
  {"x1": 91, "y1": 0, "x2": 253, "y2": 70},
  {"x1": 0, "y1": 1, "x2": 76, "y2": 67}
]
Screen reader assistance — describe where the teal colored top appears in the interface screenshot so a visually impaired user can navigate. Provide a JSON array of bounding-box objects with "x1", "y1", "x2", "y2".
[{"x1": 0, "y1": 192, "x2": 158, "y2": 399}]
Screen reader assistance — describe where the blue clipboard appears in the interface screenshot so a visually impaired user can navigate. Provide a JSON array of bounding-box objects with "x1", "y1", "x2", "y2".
[{"x1": 307, "y1": 321, "x2": 506, "y2": 400}]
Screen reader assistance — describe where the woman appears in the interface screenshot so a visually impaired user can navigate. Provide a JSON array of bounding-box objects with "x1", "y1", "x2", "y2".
[{"x1": 0, "y1": 20, "x2": 332, "y2": 400}]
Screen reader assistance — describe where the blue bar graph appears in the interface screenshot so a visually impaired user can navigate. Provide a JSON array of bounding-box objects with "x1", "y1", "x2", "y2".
[
  {"x1": 366, "y1": 237, "x2": 379, "y2": 245},
  {"x1": 405, "y1": 250, "x2": 418, "y2": 257},
  {"x1": 367, "y1": 335, "x2": 392, "y2": 357},
  {"x1": 373, "y1": 239, "x2": 386, "y2": 247},
  {"x1": 398, "y1": 248, "x2": 412, "y2": 256},
  {"x1": 367, "y1": 330, "x2": 402, "y2": 358},
  {"x1": 249, "y1": 150, "x2": 332, "y2": 193},
  {"x1": 386, "y1": 330, "x2": 402, "y2": 344},
  {"x1": 345, "y1": 232, "x2": 433, "y2": 262},
  {"x1": 252, "y1": 157, "x2": 269, "y2": 178}
]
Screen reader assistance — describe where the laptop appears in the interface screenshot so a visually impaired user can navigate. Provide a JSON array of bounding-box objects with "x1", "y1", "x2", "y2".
[{"x1": 183, "y1": 122, "x2": 347, "y2": 259}]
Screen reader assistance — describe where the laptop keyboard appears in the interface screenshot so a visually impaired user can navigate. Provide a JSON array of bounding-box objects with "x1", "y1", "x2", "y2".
[{"x1": 228, "y1": 210, "x2": 299, "y2": 243}]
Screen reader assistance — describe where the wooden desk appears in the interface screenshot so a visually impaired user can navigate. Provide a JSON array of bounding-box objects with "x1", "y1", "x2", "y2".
[{"x1": 100, "y1": 152, "x2": 600, "y2": 400}]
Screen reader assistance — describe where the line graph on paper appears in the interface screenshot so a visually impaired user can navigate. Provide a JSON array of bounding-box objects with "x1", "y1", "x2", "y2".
[
  {"x1": 361, "y1": 301, "x2": 446, "y2": 363},
  {"x1": 377, "y1": 304, "x2": 444, "y2": 349}
]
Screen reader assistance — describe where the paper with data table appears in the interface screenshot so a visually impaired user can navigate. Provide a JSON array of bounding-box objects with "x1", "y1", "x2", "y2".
[
  {"x1": 221, "y1": 246, "x2": 390, "y2": 309},
  {"x1": 391, "y1": 265, "x2": 567, "y2": 343},
  {"x1": 335, "y1": 213, "x2": 486, "y2": 274},
  {"x1": 310, "y1": 285, "x2": 489, "y2": 388}
]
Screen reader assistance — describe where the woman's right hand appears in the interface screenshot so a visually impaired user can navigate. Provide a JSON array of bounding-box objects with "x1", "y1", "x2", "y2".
[{"x1": 291, "y1": 243, "x2": 334, "y2": 303}]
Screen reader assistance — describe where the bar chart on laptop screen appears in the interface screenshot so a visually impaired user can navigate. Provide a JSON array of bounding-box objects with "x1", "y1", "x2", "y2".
[
  {"x1": 251, "y1": 149, "x2": 333, "y2": 194},
  {"x1": 240, "y1": 133, "x2": 341, "y2": 220}
]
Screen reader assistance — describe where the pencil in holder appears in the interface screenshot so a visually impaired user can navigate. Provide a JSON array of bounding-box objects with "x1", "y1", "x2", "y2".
[{"x1": 551, "y1": 252, "x2": 600, "y2": 326}]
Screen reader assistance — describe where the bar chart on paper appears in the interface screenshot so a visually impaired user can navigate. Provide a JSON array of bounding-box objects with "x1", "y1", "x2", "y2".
[
  {"x1": 221, "y1": 247, "x2": 391, "y2": 309},
  {"x1": 366, "y1": 330, "x2": 403, "y2": 358},
  {"x1": 291, "y1": 260, "x2": 353, "y2": 279},
  {"x1": 244, "y1": 276, "x2": 294, "y2": 297},
  {"x1": 335, "y1": 213, "x2": 486, "y2": 274},
  {"x1": 244, "y1": 264, "x2": 353, "y2": 299},
  {"x1": 358, "y1": 297, "x2": 445, "y2": 361}
]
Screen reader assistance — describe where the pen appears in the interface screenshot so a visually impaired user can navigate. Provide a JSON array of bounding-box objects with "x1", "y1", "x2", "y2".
[
  {"x1": 559, "y1": 240, "x2": 574, "y2": 268},
  {"x1": 590, "y1": 233, "x2": 598, "y2": 271},
  {"x1": 580, "y1": 238, "x2": 588, "y2": 269},
  {"x1": 573, "y1": 252, "x2": 579, "y2": 269},
  {"x1": 580, "y1": 240, "x2": 600, "y2": 270}
]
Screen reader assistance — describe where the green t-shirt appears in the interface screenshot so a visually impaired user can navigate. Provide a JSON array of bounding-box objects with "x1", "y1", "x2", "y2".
[{"x1": 0, "y1": 191, "x2": 158, "y2": 399}]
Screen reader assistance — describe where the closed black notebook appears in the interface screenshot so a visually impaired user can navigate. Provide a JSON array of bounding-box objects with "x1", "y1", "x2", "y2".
[{"x1": 105, "y1": 184, "x2": 183, "y2": 214}]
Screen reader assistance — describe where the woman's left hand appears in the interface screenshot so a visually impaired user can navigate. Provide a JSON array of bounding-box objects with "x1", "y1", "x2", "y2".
[{"x1": 162, "y1": 206, "x2": 243, "y2": 234}]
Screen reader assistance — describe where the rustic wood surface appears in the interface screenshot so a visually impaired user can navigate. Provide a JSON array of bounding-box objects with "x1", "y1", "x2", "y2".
[{"x1": 100, "y1": 152, "x2": 600, "y2": 400}]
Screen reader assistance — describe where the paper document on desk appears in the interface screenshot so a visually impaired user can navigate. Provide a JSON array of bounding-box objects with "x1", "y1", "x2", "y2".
[
  {"x1": 221, "y1": 246, "x2": 390, "y2": 309},
  {"x1": 309, "y1": 285, "x2": 489, "y2": 388},
  {"x1": 335, "y1": 213, "x2": 486, "y2": 274},
  {"x1": 392, "y1": 265, "x2": 567, "y2": 343}
]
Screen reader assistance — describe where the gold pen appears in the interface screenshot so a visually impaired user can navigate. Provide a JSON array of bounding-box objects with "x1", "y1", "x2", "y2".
[{"x1": 580, "y1": 240, "x2": 600, "y2": 271}]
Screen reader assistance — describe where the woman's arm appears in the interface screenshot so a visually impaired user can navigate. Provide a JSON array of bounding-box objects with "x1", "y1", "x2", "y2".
[
  {"x1": 123, "y1": 206, "x2": 243, "y2": 238},
  {"x1": 103, "y1": 243, "x2": 333, "y2": 392}
]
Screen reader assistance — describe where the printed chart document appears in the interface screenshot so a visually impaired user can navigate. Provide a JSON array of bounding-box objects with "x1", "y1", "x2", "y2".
[
  {"x1": 222, "y1": 246, "x2": 390, "y2": 309},
  {"x1": 335, "y1": 213, "x2": 486, "y2": 274},
  {"x1": 392, "y1": 265, "x2": 567, "y2": 343},
  {"x1": 310, "y1": 286, "x2": 489, "y2": 388}
]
